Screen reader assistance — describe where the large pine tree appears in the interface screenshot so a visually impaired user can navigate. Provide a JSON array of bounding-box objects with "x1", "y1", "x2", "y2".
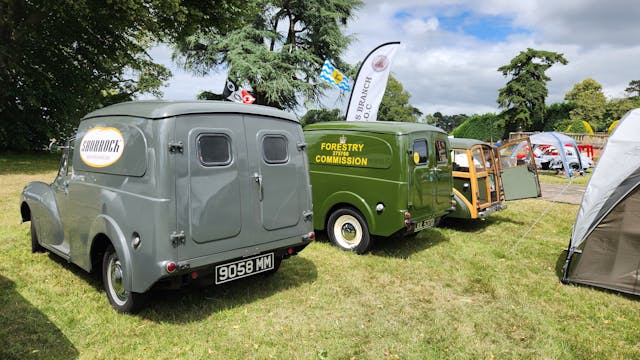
[{"x1": 175, "y1": 0, "x2": 363, "y2": 110}]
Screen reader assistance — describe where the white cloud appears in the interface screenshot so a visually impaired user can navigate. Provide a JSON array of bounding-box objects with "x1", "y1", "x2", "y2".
[
  {"x1": 403, "y1": 17, "x2": 439, "y2": 36},
  {"x1": 149, "y1": 0, "x2": 640, "y2": 115}
]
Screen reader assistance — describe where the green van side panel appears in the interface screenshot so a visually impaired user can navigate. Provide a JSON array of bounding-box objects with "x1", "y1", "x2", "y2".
[{"x1": 305, "y1": 121, "x2": 452, "y2": 237}]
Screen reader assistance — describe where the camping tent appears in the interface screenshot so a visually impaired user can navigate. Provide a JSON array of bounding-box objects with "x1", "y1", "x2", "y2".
[
  {"x1": 529, "y1": 132, "x2": 582, "y2": 178},
  {"x1": 562, "y1": 108, "x2": 640, "y2": 295}
]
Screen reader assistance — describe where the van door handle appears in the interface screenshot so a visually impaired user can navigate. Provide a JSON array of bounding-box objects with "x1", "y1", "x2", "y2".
[
  {"x1": 252, "y1": 172, "x2": 263, "y2": 201},
  {"x1": 431, "y1": 168, "x2": 442, "y2": 172}
]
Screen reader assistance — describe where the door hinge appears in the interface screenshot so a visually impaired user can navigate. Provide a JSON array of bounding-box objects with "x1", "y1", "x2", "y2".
[
  {"x1": 168, "y1": 141, "x2": 184, "y2": 154},
  {"x1": 170, "y1": 231, "x2": 186, "y2": 247},
  {"x1": 303, "y1": 210, "x2": 313, "y2": 222}
]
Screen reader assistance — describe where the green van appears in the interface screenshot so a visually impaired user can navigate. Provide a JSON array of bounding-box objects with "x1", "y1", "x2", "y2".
[{"x1": 304, "y1": 121, "x2": 454, "y2": 253}]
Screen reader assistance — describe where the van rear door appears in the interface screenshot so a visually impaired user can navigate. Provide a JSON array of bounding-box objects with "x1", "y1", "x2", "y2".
[
  {"x1": 498, "y1": 138, "x2": 541, "y2": 200},
  {"x1": 243, "y1": 115, "x2": 307, "y2": 234},
  {"x1": 175, "y1": 113, "x2": 309, "y2": 262}
]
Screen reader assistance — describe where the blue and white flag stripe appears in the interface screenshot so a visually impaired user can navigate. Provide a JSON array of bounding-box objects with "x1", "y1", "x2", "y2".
[{"x1": 320, "y1": 59, "x2": 351, "y2": 92}]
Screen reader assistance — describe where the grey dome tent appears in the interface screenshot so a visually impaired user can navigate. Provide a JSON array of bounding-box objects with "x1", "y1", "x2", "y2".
[{"x1": 562, "y1": 109, "x2": 640, "y2": 295}]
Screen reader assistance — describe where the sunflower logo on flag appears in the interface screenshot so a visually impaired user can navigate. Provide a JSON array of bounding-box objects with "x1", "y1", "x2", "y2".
[{"x1": 320, "y1": 59, "x2": 351, "y2": 92}]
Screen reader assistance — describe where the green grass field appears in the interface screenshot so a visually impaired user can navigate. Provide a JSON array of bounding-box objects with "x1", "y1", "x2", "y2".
[{"x1": 1, "y1": 154, "x2": 638, "y2": 359}]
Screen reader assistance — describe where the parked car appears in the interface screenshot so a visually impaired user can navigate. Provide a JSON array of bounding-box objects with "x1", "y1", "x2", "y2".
[
  {"x1": 533, "y1": 144, "x2": 594, "y2": 172},
  {"x1": 21, "y1": 101, "x2": 315, "y2": 313},
  {"x1": 304, "y1": 121, "x2": 454, "y2": 254}
]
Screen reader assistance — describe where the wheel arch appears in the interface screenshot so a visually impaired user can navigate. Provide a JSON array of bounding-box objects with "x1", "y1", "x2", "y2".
[
  {"x1": 320, "y1": 191, "x2": 375, "y2": 233},
  {"x1": 86, "y1": 215, "x2": 133, "y2": 291}
]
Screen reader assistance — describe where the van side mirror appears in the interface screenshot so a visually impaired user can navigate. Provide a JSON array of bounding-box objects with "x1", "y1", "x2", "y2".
[{"x1": 49, "y1": 139, "x2": 70, "y2": 152}]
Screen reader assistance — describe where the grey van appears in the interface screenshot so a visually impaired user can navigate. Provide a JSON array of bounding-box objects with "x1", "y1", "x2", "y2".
[{"x1": 20, "y1": 101, "x2": 315, "y2": 313}]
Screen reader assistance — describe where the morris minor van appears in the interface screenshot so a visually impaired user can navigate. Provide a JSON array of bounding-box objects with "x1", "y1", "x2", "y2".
[
  {"x1": 21, "y1": 101, "x2": 315, "y2": 313},
  {"x1": 448, "y1": 137, "x2": 541, "y2": 219},
  {"x1": 304, "y1": 121, "x2": 454, "y2": 254}
]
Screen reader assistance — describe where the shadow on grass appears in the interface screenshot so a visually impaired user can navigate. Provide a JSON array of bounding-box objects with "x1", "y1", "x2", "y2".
[
  {"x1": 141, "y1": 256, "x2": 318, "y2": 323},
  {"x1": 0, "y1": 275, "x2": 79, "y2": 359},
  {"x1": 554, "y1": 249, "x2": 568, "y2": 279},
  {"x1": 439, "y1": 213, "x2": 526, "y2": 233},
  {"x1": 0, "y1": 152, "x2": 60, "y2": 175},
  {"x1": 371, "y1": 228, "x2": 449, "y2": 259},
  {"x1": 44, "y1": 251, "x2": 317, "y2": 323}
]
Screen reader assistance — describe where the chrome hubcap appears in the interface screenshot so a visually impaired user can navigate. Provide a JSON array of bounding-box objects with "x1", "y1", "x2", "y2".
[
  {"x1": 109, "y1": 256, "x2": 128, "y2": 304},
  {"x1": 341, "y1": 223, "x2": 357, "y2": 241},
  {"x1": 333, "y1": 214, "x2": 363, "y2": 249}
]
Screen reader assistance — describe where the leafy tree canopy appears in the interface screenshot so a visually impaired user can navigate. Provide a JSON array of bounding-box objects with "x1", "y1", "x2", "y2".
[
  {"x1": 544, "y1": 102, "x2": 573, "y2": 131},
  {"x1": 301, "y1": 108, "x2": 342, "y2": 126},
  {"x1": 451, "y1": 113, "x2": 503, "y2": 142},
  {"x1": 604, "y1": 97, "x2": 640, "y2": 129},
  {"x1": 565, "y1": 120, "x2": 594, "y2": 135},
  {"x1": 377, "y1": 76, "x2": 422, "y2": 122},
  {"x1": 625, "y1": 80, "x2": 640, "y2": 98},
  {"x1": 425, "y1": 113, "x2": 469, "y2": 133},
  {"x1": 564, "y1": 78, "x2": 606, "y2": 131},
  {"x1": 0, "y1": 0, "x2": 253, "y2": 151},
  {"x1": 496, "y1": 48, "x2": 568, "y2": 132},
  {"x1": 175, "y1": 0, "x2": 363, "y2": 110}
]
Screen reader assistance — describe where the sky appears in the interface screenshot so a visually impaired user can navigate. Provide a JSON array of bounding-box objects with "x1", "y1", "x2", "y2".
[{"x1": 144, "y1": 0, "x2": 640, "y2": 117}]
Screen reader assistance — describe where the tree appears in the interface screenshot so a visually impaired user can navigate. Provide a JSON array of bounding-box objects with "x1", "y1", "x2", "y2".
[
  {"x1": 625, "y1": 80, "x2": 640, "y2": 98},
  {"x1": 604, "y1": 97, "x2": 640, "y2": 129},
  {"x1": 0, "y1": 0, "x2": 254, "y2": 151},
  {"x1": 175, "y1": 0, "x2": 363, "y2": 110},
  {"x1": 565, "y1": 120, "x2": 594, "y2": 134},
  {"x1": 300, "y1": 108, "x2": 342, "y2": 126},
  {"x1": 377, "y1": 76, "x2": 422, "y2": 122},
  {"x1": 425, "y1": 113, "x2": 468, "y2": 133},
  {"x1": 496, "y1": 48, "x2": 568, "y2": 132},
  {"x1": 564, "y1": 78, "x2": 607, "y2": 131},
  {"x1": 544, "y1": 102, "x2": 573, "y2": 131},
  {"x1": 451, "y1": 113, "x2": 503, "y2": 142}
]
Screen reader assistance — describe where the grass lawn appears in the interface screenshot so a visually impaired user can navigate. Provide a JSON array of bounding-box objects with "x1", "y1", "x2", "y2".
[
  {"x1": 1, "y1": 153, "x2": 638, "y2": 359},
  {"x1": 537, "y1": 169, "x2": 592, "y2": 185}
]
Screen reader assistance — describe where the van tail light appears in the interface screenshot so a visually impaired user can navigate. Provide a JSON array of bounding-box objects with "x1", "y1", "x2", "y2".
[
  {"x1": 303, "y1": 231, "x2": 315, "y2": 241},
  {"x1": 166, "y1": 262, "x2": 177, "y2": 273},
  {"x1": 404, "y1": 211, "x2": 411, "y2": 219}
]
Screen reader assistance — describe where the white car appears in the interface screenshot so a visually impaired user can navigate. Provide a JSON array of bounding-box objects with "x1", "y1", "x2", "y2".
[{"x1": 533, "y1": 144, "x2": 594, "y2": 173}]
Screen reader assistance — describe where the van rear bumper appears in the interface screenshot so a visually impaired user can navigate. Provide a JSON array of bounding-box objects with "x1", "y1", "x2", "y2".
[{"x1": 136, "y1": 234, "x2": 313, "y2": 292}]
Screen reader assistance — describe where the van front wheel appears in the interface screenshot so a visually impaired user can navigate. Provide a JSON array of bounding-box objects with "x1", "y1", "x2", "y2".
[
  {"x1": 102, "y1": 245, "x2": 146, "y2": 313},
  {"x1": 327, "y1": 208, "x2": 371, "y2": 254}
]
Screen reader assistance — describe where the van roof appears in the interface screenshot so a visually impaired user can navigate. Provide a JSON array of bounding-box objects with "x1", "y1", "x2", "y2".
[
  {"x1": 449, "y1": 138, "x2": 491, "y2": 149},
  {"x1": 304, "y1": 121, "x2": 446, "y2": 135},
  {"x1": 83, "y1": 101, "x2": 299, "y2": 123}
]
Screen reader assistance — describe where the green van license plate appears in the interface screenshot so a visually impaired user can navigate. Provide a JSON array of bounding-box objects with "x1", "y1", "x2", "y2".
[
  {"x1": 215, "y1": 253, "x2": 275, "y2": 284},
  {"x1": 414, "y1": 218, "x2": 435, "y2": 232}
]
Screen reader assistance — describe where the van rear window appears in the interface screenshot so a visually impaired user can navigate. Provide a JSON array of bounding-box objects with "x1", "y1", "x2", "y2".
[
  {"x1": 198, "y1": 134, "x2": 231, "y2": 166},
  {"x1": 263, "y1": 136, "x2": 288, "y2": 164},
  {"x1": 413, "y1": 140, "x2": 428, "y2": 165}
]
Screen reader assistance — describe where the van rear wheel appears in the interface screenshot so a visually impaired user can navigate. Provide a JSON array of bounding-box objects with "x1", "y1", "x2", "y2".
[
  {"x1": 102, "y1": 244, "x2": 146, "y2": 313},
  {"x1": 327, "y1": 208, "x2": 371, "y2": 254}
]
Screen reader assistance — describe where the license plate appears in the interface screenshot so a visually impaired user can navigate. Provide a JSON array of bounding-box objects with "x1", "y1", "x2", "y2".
[
  {"x1": 215, "y1": 253, "x2": 275, "y2": 284},
  {"x1": 414, "y1": 218, "x2": 435, "y2": 232}
]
